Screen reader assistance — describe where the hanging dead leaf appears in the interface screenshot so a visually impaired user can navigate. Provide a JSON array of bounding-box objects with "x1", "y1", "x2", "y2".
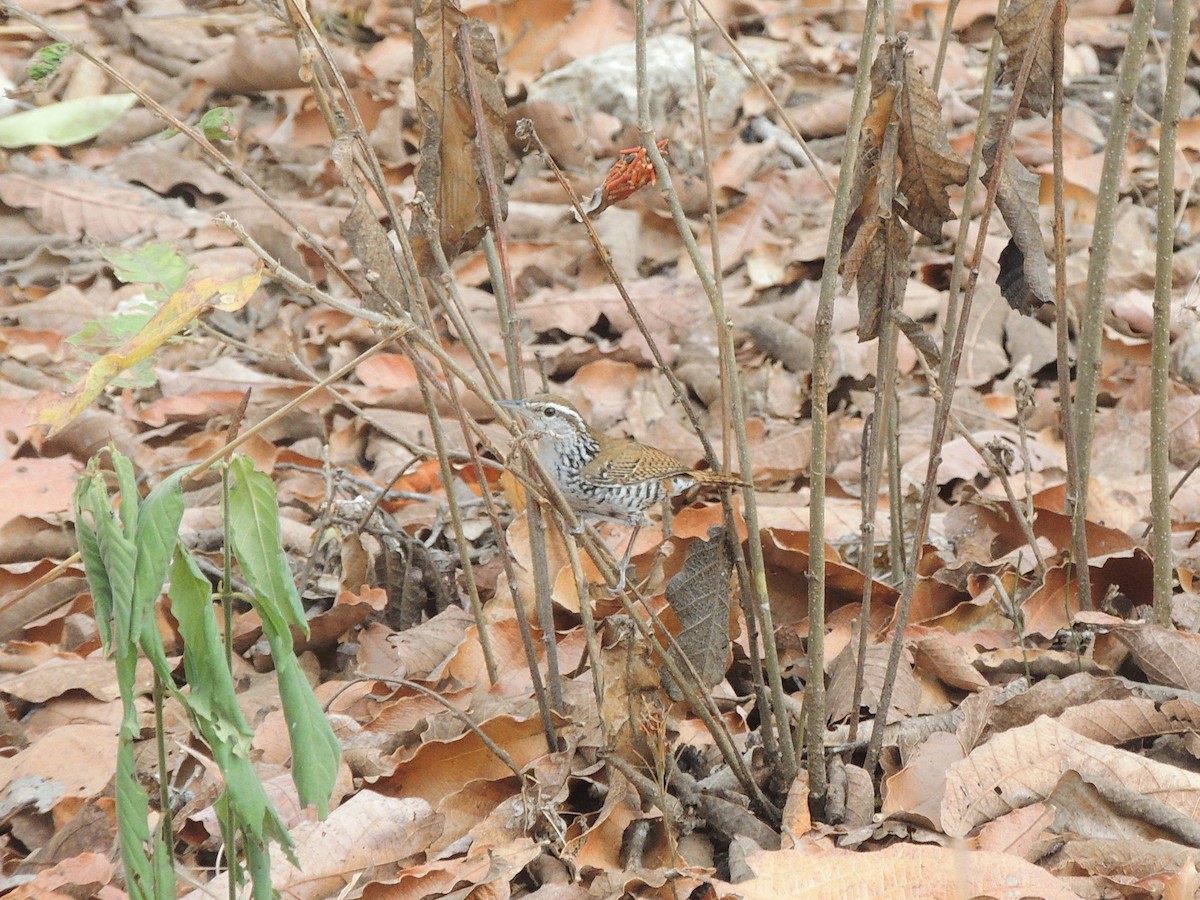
[
  {"x1": 986, "y1": 134, "x2": 1053, "y2": 314},
  {"x1": 842, "y1": 38, "x2": 966, "y2": 341},
  {"x1": 889, "y1": 40, "x2": 969, "y2": 240},
  {"x1": 661, "y1": 526, "x2": 733, "y2": 701},
  {"x1": 410, "y1": 1, "x2": 511, "y2": 268},
  {"x1": 996, "y1": 0, "x2": 1059, "y2": 115}
]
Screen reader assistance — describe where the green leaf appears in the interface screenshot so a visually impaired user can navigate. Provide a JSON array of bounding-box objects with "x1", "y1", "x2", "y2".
[
  {"x1": 101, "y1": 243, "x2": 190, "y2": 298},
  {"x1": 225, "y1": 455, "x2": 339, "y2": 816},
  {"x1": 73, "y1": 465, "x2": 115, "y2": 652},
  {"x1": 0, "y1": 93, "x2": 137, "y2": 149},
  {"x1": 91, "y1": 485, "x2": 138, "y2": 649},
  {"x1": 169, "y1": 549, "x2": 254, "y2": 751},
  {"x1": 227, "y1": 455, "x2": 306, "y2": 633},
  {"x1": 198, "y1": 106, "x2": 236, "y2": 141},
  {"x1": 111, "y1": 449, "x2": 139, "y2": 537},
  {"x1": 266, "y1": 629, "x2": 341, "y2": 816},
  {"x1": 115, "y1": 740, "x2": 158, "y2": 900},
  {"x1": 27, "y1": 43, "x2": 71, "y2": 82},
  {"x1": 130, "y1": 468, "x2": 185, "y2": 641}
]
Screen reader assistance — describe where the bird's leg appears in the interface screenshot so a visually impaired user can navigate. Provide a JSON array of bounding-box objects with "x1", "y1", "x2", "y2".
[{"x1": 611, "y1": 519, "x2": 643, "y2": 593}]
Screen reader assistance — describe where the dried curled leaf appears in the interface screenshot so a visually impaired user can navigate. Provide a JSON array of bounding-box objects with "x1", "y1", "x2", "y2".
[
  {"x1": 410, "y1": 0, "x2": 511, "y2": 269},
  {"x1": 996, "y1": 0, "x2": 1058, "y2": 116},
  {"x1": 888, "y1": 44, "x2": 969, "y2": 241},
  {"x1": 842, "y1": 38, "x2": 967, "y2": 342},
  {"x1": 986, "y1": 135, "x2": 1053, "y2": 315}
]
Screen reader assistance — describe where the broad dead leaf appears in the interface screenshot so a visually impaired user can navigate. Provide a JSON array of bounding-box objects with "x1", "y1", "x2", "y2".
[{"x1": 410, "y1": 0, "x2": 511, "y2": 267}]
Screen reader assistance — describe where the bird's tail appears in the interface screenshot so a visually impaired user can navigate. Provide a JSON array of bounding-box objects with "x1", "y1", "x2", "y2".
[{"x1": 689, "y1": 469, "x2": 750, "y2": 489}]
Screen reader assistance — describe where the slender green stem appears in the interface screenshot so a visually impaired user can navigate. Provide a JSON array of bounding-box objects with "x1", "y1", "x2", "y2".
[
  {"x1": 1150, "y1": 0, "x2": 1191, "y2": 625},
  {"x1": 1071, "y1": 0, "x2": 1160, "y2": 610},
  {"x1": 634, "y1": 0, "x2": 796, "y2": 783},
  {"x1": 807, "y1": 0, "x2": 884, "y2": 805}
]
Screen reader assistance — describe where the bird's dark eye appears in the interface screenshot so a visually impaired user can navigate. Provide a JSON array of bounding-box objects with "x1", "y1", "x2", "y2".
[{"x1": 543, "y1": 407, "x2": 556, "y2": 417}]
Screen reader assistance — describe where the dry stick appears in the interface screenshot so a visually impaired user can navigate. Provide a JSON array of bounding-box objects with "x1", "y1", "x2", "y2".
[
  {"x1": 935, "y1": 16, "x2": 1005, "y2": 384},
  {"x1": 1150, "y1": 0, "x2": 1191, "y2": 626},
  {"x1": 691, "y1": 0, "x2": 833, "y2": 194},
  {"x1": 806, "y1": 0, "x2": 884, "y2": 806},
  {"x1": 456, "y1": 26, "x2": 564, "y2": 717},
  {"x1": 483, "y1": 233, "x2": 564, "y2": 716},
  {"x1": 1071, "y1": 0, "x2": 1159, "y2": 610},
  {"x1": 863, "y1": 0, "x2": 1057, "y2": 776},
  {"x1": 930, "y1": 0, "x2": 963, "y2": 90},
  {"x1": 407, "y1": 358, "x2": 506, "y2": 690},
  {"x1": 683, "y1": 0, "x2": 779, "y2": 765},
  {"x1": 1, "y1": 2, "x2": 361, "y2": 300},
  {"x1": 633, "y1": 0, "x2": 797, "y2": 786},
  {"x1": 886, "y1": 392, "x2": 906, "y2": 581},
  {"x1": 561, "y1": 536, "x2": 609, "y2": 744},
  {"x1": 1050, "y1": 0, "x2": 1083, "y2": 607},
  {"x1": 847, "y1": 295, "x2": 901, "y2": 744},
  {"x1": 847, "y1": 414, "x2": 875, "y2": 746}
]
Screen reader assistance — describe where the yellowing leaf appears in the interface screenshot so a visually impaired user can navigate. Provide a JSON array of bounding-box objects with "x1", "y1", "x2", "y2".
[{"x1": 38, "y1": 267, "x2": 262, "y2": 435}]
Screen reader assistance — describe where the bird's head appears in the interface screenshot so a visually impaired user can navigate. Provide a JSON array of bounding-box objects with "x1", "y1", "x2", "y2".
[{"x1": 499, "y1": 394, "x2": 591, "y2": 444}]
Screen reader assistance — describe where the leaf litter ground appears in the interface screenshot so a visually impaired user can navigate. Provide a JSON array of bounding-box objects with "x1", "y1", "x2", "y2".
[{"x1": 1, "y1": 0, "x2": 1200, "y2": 897}]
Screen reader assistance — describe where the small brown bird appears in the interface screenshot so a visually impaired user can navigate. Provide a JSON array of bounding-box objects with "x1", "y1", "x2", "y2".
[{"x1": 500, "y1": 394, "x2": 745, "y2": 586}]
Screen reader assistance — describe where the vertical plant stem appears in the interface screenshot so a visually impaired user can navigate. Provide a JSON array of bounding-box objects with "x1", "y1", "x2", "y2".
[
  {"x1": 634, "y1": 0, "x2": 796, "y2": 782},
  {"x1": 458, "y1": 23, "x2": 564, "y2": 716},
  {"x1": 685, "y1": 0, "x2": 778, "y2": 762},
  {"x1": 864, "y1": 0, "x2": 1056, "y2": 776},
  {"x1": 807, "y1": 0, "x2": 884, "y2": 804},
  {"x1": 1050, "y1": 0, "x2": 1083, "y2": 612},
  {"x1": 483, "y1": 235, "x2": 564, "y2": 715},
  {"x1": 1070, "y1": 0, "x2": 1159, "y2": 610},
  {"x1": 152, "y1": 673, "x2": 175, "y2": 880},
  {"x1": 849, "y1": 301, "x2": 899, "y2": 743},
  {"x1": 887, "y1": 389, "x2": 906, "y2": 582},
  {"x1": 1150, "y1": 0, "x2": 1190, "y2": 625}
]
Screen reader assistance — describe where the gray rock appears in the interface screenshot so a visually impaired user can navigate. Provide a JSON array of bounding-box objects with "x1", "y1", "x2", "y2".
[{"x1": 526, "y1": 34, "x2": 746, "y2": 130}]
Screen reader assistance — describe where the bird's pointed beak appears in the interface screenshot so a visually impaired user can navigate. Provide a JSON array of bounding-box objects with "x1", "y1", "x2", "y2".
[{"x1": 497, "y1": 398, "x2": 533, "y2": 427}]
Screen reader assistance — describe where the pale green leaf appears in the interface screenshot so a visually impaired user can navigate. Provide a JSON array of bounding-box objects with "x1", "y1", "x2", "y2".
[{"x1": 0, "y1": 93, "x2": 138, "y2": 148}]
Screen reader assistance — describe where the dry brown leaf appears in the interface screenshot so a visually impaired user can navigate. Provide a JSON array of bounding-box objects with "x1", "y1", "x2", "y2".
[
  {"x1": 874, "y1": 38, "x2": 969, "y2": 240},
  {"x1": 714, "y1": 843, "x2": 1077, "y2": 899},
  {"x1": 883, "y1": 730, "x2": 967, "y2": 828},
  {"x1": 1106, "y1": 620, "x2": 1200, "y2": 692},
  {"x1": 661, "y1": 526, "x2": 733, "y2": 700},
  {"x1": 996, "y1": 0, "x2": 1057, "y2": 115},
  {"x1": 0, "y1": 723, "x2": 119, "y2": 810},
  {"x1": 0, "y1": 656, "x2": 153, "y2": 704},
  {"x1": 373, "y1": 713, "x2": 548, "y2": 808},
  {"x1": 189, "y1": 792, "x2": 440, "y2": 900},
  {"x1": 1048, "y1": 769, "x2": 1200, "y2": 847},
  {"x1": 986, "y1": 134, "x2": 1053, "y2": 315},
  {"x1": 5, "y1": 851, "x2": 113, "y2": 900},
  {"x1": 410, "y1": 0, "x2": 511, "y2": 267},
  {"x1": 0, "y1": 163, "x2": 199, "y2": 242},
  {"x1": 910, "y1": 631, "x2": 991, "y2": 691},
  {"x1": 827, "y1": 640, "x2": 925, "y2": 723},
  {"x1": 942, "y1": 716, "x2": 1200, "y2": 836},
  {"x1": 1058, "y1": 695, "x2": 1200, "y2": 746}
]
